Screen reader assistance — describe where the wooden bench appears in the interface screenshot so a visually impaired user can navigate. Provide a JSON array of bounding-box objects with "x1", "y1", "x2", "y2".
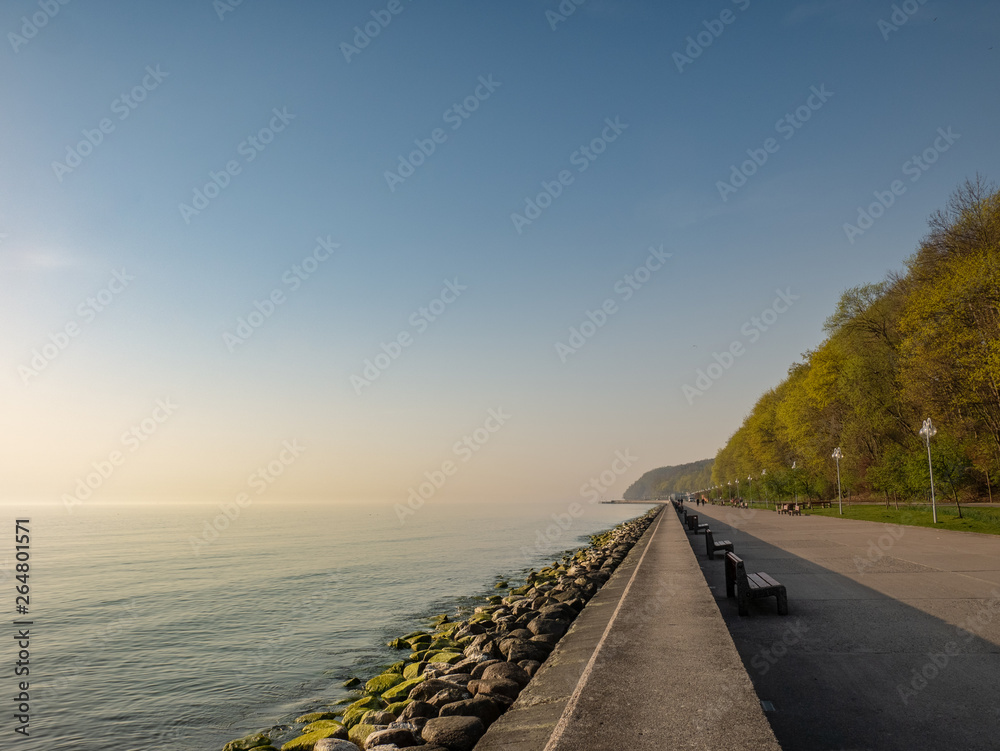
[
  {"x1": 791, "y1": 504, "x2": 802, "y2": 516},
  {"x1": 685, "y1": 513, "x2": 698, "y2": 531},
  {"x1": 705, "y1": 528, "x2": 734, "y2": 559},
  {"x1": 725, "y1": 552, "x2": 788, "y2": 616}
]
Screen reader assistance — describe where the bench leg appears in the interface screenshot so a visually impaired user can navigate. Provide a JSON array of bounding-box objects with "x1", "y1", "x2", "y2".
[
  {"x1": 776, "y1": 588, "x2": 788, "y2": 615},
  {"x1": 737, "y1": 586, "x2": 749, "y2": 616}
]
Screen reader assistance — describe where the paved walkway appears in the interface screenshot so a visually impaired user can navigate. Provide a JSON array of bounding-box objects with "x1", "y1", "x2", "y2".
[
  {"x1": 475, "y1": 507, "x2": 780, "y2": 751},
  {"x1": 687, "y1": 503, "x2": 1000, "y2": 751}
]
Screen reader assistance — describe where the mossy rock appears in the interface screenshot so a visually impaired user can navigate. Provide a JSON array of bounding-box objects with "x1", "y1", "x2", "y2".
[
  {"x1": 409, "y1": 650, "x2": 430, "y2": 662},
  {"x1": 403, "y1": 662, "x2": 426, "y2": 680},
  {"x1": 347, "y1": 723, "x2": 377, "y2": 747},
  {"x1": 339, "y1": 707, "x2": 368, "y2": 729},
  {"x1": 388, "y1": 661, "x2": 406, "y2": 673},
  {"x1": 387, "y1": 637, "x2": 408, "y2": 649},
  {"x1": 403, "y1": 630, "x2": 430, "y2": 641},
  {"x1": 494, "y1": 580, "x2": 508, "y2": 589},
  {"x1": 425, "y1": 651, "x2": 463, "y2": 664},
  {"x1": 365, "y1": 672, "x2": 404, "y2": 694},
  {"x1": 487, "y1": 595, "x2": 503, "y2": 605},
  {"x1": 469, "y1": 612, "x2": 493, "y2": 623},
  {"x1": 294, "y1": 712, "x2": 339, "y2": 723},
  {"x1": 224, "y1": 733, "x2": 272, "y2": 751},
  {"x1": 381, "y1": 675, "x2": 426, "y2": 701},
  {"x1": 429, "y1": 613, "x2": 450, "y2": 625},
  {"x1": 386, "y1": 699, "x2": 412, "y2": 715},
  {"x1": 428, "y1": 637, "x2": 458, "y2": 650},
  {"x1": 280, "y1": 726, "x2": 344, "y2": 751},
  {"x1": 301, "y1": 720, "x2": 343, "y2": 734},
  {"x1": 333, "y1": 696, "x2": 357, "y2": 705},
  {"x1": 341, "y1": 677, "x2": 361, "y2": 688},
  {"x1": 346, "y1": 695, "x2": 385, "y2": 713},
  {"x1": 247, "y1": 747, "x2": 279, "y2": 751}
]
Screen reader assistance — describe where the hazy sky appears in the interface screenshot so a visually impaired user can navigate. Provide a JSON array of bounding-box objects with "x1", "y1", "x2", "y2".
[{"x1": 2, "y1": 0, "x2": 998, "y2": 506}]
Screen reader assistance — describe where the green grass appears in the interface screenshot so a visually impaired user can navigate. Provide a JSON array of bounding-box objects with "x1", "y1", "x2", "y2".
[{"x1": 800, "y1": 503, "x2": 1000, "y2": 535}]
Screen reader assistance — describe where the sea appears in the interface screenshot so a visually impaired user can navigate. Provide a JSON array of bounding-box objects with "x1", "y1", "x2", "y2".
[{"x1": 2, "y1": 499, "x2": 656, "y2": 751}]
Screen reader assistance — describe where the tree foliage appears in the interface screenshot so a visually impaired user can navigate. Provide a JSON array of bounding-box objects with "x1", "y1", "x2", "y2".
[{"x1": 711, "y1": 178, "x2": 1000, "y2": 506}]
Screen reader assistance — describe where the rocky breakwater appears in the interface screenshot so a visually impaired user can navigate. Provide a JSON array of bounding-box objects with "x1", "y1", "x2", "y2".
[{"x1": 222, "y1": 509, "x2": 658, "y2": 751}]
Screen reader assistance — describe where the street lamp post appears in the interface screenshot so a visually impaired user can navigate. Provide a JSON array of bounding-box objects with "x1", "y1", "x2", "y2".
[
  {"x1": 832, "y1": 447, "x2": 843, "y2": 515},
  {"x1": 792, "y1": 461, "x2": 798, "y2": 505},
  {"x1": 747, "y1": 475, "x2": 753, "y2": 504},
  {"x1": 761, "y1": 469, "x2": 768, "y2": 508},
  {"x1": 728, "y1": 481, "x2": 732, "y2": 501},
  {"x1": 736, "y1": 478, "x2": 740, "y2": 502},
  {"x1": 920, "y1": 418, "x2": 939, "y2": 523}
]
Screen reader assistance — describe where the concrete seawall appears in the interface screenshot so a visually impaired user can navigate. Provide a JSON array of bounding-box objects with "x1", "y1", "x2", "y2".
[{"x1": 475, "y1": 505, "x2": 780, "y2": 750}]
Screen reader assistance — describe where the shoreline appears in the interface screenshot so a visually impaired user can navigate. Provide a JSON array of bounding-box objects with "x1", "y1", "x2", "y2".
[{"x1": 222, "y1": 508, "x2": 660, "y2": 751}]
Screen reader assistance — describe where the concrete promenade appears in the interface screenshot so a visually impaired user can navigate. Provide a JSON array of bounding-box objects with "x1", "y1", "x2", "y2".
[
  {"x1": 475, "y1": 506, "x2": 780, "y2": 751},
  {"x1": 688, "y1": 503, "x2": 1000, "y2": 751}
]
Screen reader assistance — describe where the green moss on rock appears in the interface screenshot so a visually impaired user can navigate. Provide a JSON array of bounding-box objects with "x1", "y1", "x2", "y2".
[
  {"x1": 386, "y1": 699, "x2": 412, "y2": 715},
  {"x1": 403, "y1": 662, "x2": 426, "y2": 680},
  {"x1": 224, "y1": 733, "x2": 272, "y2": 751},
  {"x1": 280, "y1": 726, "x2": 343, "y2": 751},
  {"x1": 381, "y1": 675, "x2": 425, "y2": 701},
  {"x1": 347, "y1": 723, "x2": 377, "y2": 747},
  {"x1": 294, "y1": 712, "x2": 339, "y2": 723},
  {"x1": 425, "y1": 651, "x2": 463, "y2": 664},
  {"x1": 301, "y1": 720, "x2": 343, "y2": 734},
  {"x1": 365, "y1": 672, "x2": 403, "y2": 694}
]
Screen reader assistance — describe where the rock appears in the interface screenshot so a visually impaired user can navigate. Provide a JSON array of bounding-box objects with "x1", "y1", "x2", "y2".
[
  {"x1": 470, "y1": 660, "x2": 502, "y2": 679},
  {"x1": 225, "y1": 733, "x2": 272, "y2": 751},
  {"x1": 385, "y1": 700, "x2": 411, "y2": 716},
  {"x1": 400, "y1": 701, "x2": 438, "y2": 721},
  {"x1": 342, "y1": 677, "x2": 362, "y2": 689},
  {"x1": 313, "y1": 741, "x2": 361, "y2": 751},
  {"x1": 363, "y1": 727, "x2": 418, "y2": 748},
  {"x1": 527, "y1": 618, "x2": 568, "y2": 637},
  {"x1": 296, "y1": 712, "x2": 341, "y2": 724},
  {"x1": 382, "y1": 676, "x2": 426, "y2": 702},
  {"x1": 468, "y1": 677, "x2": 520, "y2": 700},
  {"x1": 531, "y1": 633, "x2": 561, "y2": 646},
  {"x1": 361, "y1": 710, "x2": 396, "y2": 726},
  {"x1": 346, "y1": 723, "x2": 377, "y2": 748},
  {"x1": 407, "y1": 678, "x2": 461, "y2": 703},
  {"x1": 481, "y1": 661, "x2": 530, "y2": 688},
  {"x1": 439, "y1": 672, "x2": 472, "y2": 687},
  {"x1": 302, "y1": 720, "x2": 346, "y2": 735},
  {"x1": 402, "y1": 662, "x2": 426, "y2": 680},
  {"x1": 498, "y1": 638, "x2": 550, "y2": 664},
  {"x1": 421, "y1": 716, "x2": 485, "y2": 751},
  {"x1": 427, "y1": 687, "x2": 473, "y2": 708},
  {"x1": 282, "y1": 726, "x2": 349, "y2": 751},
  {"x1": 425, "y1": 651, "x2": 464, "y2": 664},
  {"x1": 519, "y1": 659, "x2": 542, "y2": 677},
  {"x1": 439, "y1": 696, "x2": 504, "y2": 727},
  {"x1": 365, "y1": 672, "x2": 404, "y2": 694}
]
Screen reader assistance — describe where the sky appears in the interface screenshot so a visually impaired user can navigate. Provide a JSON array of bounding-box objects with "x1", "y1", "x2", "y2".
[{"x1": 2, "y1": 0, "x2": 998, "y2": 507}]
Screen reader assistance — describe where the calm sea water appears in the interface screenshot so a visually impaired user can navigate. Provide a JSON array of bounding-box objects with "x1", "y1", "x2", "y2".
[{"x1": 2, "y1": 500, "x2": 655, "y2": 751}]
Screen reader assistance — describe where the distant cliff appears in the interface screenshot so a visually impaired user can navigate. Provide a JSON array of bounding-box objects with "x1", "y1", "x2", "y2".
[{"x1": 623, "y1": 459, "x2": 714, "y2": 500}]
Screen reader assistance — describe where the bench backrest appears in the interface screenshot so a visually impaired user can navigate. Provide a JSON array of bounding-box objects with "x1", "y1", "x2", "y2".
[{"x1": 724, "y1": 551, "x2": 746, "y2": 597}]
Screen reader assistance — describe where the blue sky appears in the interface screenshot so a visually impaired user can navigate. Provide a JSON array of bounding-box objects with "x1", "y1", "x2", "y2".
[{"x1": 2, "y1": 0, "x2": 998, "y2": 505}]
